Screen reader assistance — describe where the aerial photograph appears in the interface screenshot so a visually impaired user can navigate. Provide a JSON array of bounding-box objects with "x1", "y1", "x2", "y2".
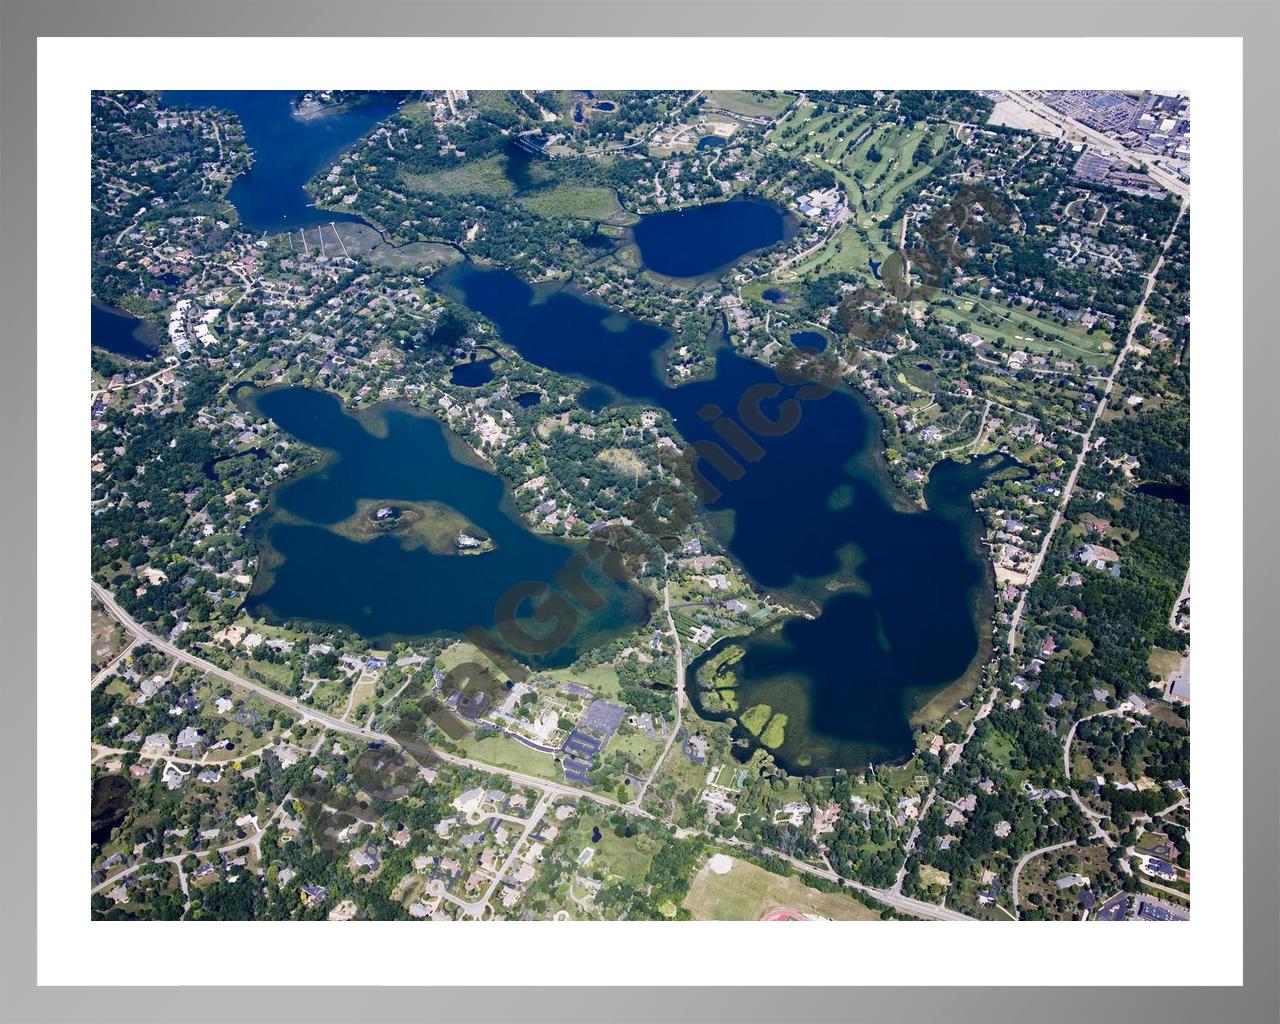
[{"x1": 89, "y1": 88, "x2": 1191, "y2": 924}]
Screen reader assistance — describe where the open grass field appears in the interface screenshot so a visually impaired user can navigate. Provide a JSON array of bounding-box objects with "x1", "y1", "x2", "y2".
[
  {"x1": 929, "y1": 295, "x2": 1115, "y2": 361},
  {"x1": 398, "y1": 99, "x2": 435, "y2": 126},
  {"x1": 1147, "y1": 646, "x2": 1184, "y2": 679},
  {"x1": 239, "y1": 656, "x2": 293, "y2": 690},
  {"x1": 282, "y1": 222, "x2": 464, "y2": 270},
  {"x1": 596, "y1": 446, "x2": 649, "y2": 478},
  {"x1": 566, "y1": 813, "x2": 660, "y2": 881},
  {"x1": 303, "y1": 677, "x2": 349, "y2": 716},
  {"x1": 1146, "y1": 700, "x2": 1188, "y2": 729},
  {"x1": 788, "y1": 219, "x2": 892, "y2": 282},
  {"x1": 458, "y1": 732, "x2": 561, "y2": 780},
  {"x1": 608, "y1": 730, "x2": 664, "y2": 772},
  {"x1": 682, "y1": 856, "x2": 880, "y2": 921},
  {"x1": 401, "y1": 155, "x2": 516, "y2": 199},
  {"x1": 705, "y1": 90, "x2": 794, "y2": 119},
  {"x1": 366, "y1": 241, "x2": 462, "y2": 270},
  {"x1": 471, "y1": 91, "x2": 522, "y2": 118},
  {"x1": 91, "y1": 601, "x2": 129, "y2": 677},
  {"x1": 545, "y1": 663, "x2": 621, "y2": 699},
  {"x1": 437, "y1": 640, "x2": 512, "y2": 681},
  {"x1": 981, "y1": 728, "x2": 1017, "y2": 768},
  {"x1": 518, "y1": 183, "x2": 635, "y2": 224},
  {"x1": 344, "y1": 675, "x2": 378, "y2": 719}
]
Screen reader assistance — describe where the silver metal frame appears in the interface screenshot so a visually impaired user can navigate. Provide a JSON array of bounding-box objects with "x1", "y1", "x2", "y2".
[{"x1": 1, "y1": 2, "x2": 1275, "y2": 1020}]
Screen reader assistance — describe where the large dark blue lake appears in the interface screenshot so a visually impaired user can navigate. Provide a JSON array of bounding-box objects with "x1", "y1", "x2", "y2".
[
  {"x1": 206, "y1": 93, "x2": 1006, "y2": 771},
  {"x1": 631, "y1": 195, "x2": 796, "y2": 279},
  {"x1": 434, "y1": 263, "x2": 1012, "y2": 771},
  {"x1": 161, "y1": 91, "x2": 403, "y2": 232},
  {"x1": 243, "y1": 387, "x2": 650, "y2": 664}
]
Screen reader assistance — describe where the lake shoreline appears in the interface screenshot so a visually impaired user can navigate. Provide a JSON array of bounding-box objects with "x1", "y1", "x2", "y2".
[
  {"x1": 239, "y1": 384, "x2": 655, "y2": 663},
  {"x1": 438, "y1": 259, "x2": 1008, "y2": 773}
]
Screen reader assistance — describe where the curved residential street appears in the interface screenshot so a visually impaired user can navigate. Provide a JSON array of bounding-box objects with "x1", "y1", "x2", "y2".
[
  {"x1": 1011, "y1": 840, "x2": 1076, "y2": 916},
  {"x1": 91, "y1": 578, "x2": 974, "y2": 922},
  {"x1": 1063, "y1": 708, "x2": 1126, "y2": 847}
]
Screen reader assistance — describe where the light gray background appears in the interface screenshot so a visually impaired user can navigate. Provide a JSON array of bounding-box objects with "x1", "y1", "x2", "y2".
[{"x1": 1, "y1": 1, "x2": 1276, "y2": 1021}]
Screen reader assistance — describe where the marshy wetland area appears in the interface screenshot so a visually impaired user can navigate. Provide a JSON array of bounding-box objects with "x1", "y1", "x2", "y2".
[{"x1": 327, "y1": 499, "x2": 495, "y2": 556}]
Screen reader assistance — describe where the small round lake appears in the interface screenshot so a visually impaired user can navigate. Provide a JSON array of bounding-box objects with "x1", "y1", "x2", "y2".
[
  {"x1": 449, "y1": 348, "x2": 498, "y2": 388},
  {"x1": 92, "y1": 300, "x2": 162, "y2": 361},
  {"x1": 1136, "y1": 481, "x2": 1189, "y2": 505},
  {"x1": 630, "y1": 195, "x2": 795, "y2": 280},
  {"x1": 791, "y1": 331, "x2": 828, "y2": 353}
]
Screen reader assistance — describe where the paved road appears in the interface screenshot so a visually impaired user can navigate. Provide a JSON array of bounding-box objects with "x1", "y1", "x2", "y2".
[
  {"x1": 939, "y1": 399, "x2": 992, "y2": 458},
  {"x1": 1064, "y1": 708, "x2": 1124, "y2": 785},
  {"x1": 1011, "y1": 840, "x2": 1076, "y2": 916},
  {"x1": 719, "y1": 837, "x2": 973, "y2": 921},
  {"x1": 1006, "y1": 201, "x2": 1187, "y2": 653},
  {"x1": 999, "y1": 91, "x2": 1189, "y2": 201},
  {"x1": 92, "y1": 580, "x2": 972, "y2": 921},
  {"x1": 93, "y1": 581, "x2": 385, "y2": 740},
  {"x1": 892, "y1": 687, "x2": 998, "y2": 894},
  {"x1": 1063, "y1": 708, "x2": 1126, "y2": 847},
  {"x1": 447, "y1": 793, "x2": 551, "y2": 919},
  {"x1": 91, "y1": 364, "x2": 174, "y2": 400},
  {"x1": 90, "y1": 634, "x2": 138, "y2": 689},
  {"x1": 634, "y1": 582, "x2": 684, "y2": 807},
  {"x1": 90, "y1": 581, "x2": 636, "y2": 813}
]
